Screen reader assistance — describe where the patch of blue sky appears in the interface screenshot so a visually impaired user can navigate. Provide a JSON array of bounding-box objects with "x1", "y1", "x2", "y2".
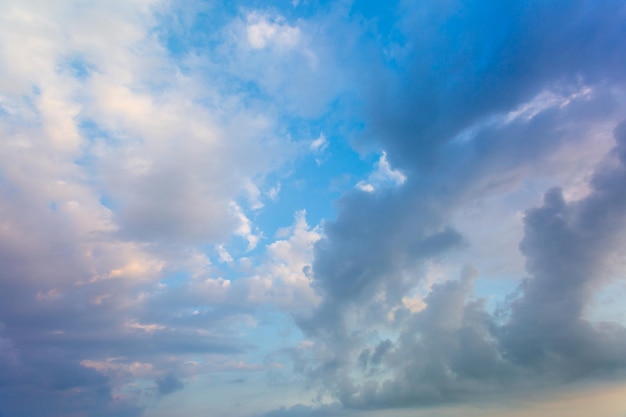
[
  {"x1": 472, "y1": 275, "x2": 519, "y2": 317},
  {"x1": 74, "y1": 119, "x2": 114, "y2": 175},
  {"x1": 159, "y1": 270, "x2": 193, "y2": 288},
  {"x1": 97, "y1": 194, "x2": 121, "y2": 211},
  {"x1": 15, "y1": 89, "x2": 42, "y2": 124},
  {"x1": 244, "y1": 308, "x2": 303, "y2": 352},
  {"x1": 255, "y1": 128, "x2": 375, "y2": 237},
  {"x1": 231, "y1": 309, "x2": 307, "y2": 389},
  {"x1": 256, "y1": 99, "x2": 374, "y2": 222},
  {"x1": 153, "y1": 0, "x2": 351, "y2": 66},
  {"x1": 169, "y1": 305, "x2": 239, "y2": 328},
  {"x1": 196, "y1": 77, "x2": 272, "y2": 112},
  {"x1": 348, "y1": 0, "x2": 404, "y2": 45},
  {"x1": 214, "y1": 0, "x2": 336, "y2": 20},
  {"x1": 0, "y1": 89, "x2": 39, "y2": 125},
  {"x1": 205, "y1": 248, "x2": 251, "y2": 282},
  {"x1": 57, "y1": 54, "x2": 95, "y2": 80},
  {"x1": 150, "y1": 370, "x2": 295, "y2": 417},
  {"x1": 201, "y1": 95, "x2": 376, "y2": 271},
  {"x1": 76, "y1": 118, "x2": 112, "y2": 143},
  {"x1": 256, "y1": 143, "x2": 374, "y2": 233},
  {"x1": 152, "y1": 1, "x2": 239, "y2": 61}
]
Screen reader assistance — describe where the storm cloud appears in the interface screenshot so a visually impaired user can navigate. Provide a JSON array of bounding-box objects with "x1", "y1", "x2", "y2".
[{"x1": 288, "y1": 0, "x2": 626, "y2": 412}]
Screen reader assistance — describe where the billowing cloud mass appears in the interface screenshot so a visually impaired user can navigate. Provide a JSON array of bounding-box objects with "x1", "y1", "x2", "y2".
[
  {"x1": 0, "y1": 1, "x2": 626, "y2": 417},
  {"x1": 284, "y1": 0, "x2": 626, "y2": 413}
]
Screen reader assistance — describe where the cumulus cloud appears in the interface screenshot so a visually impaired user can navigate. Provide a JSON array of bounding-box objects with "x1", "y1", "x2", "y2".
[
  {"x1": 385, "y1": 123, "x2": 626, "y2": 404},
  {"x1": 288, "y1": 123, "x2": 626, "y2": 411},
  {"x1": 0, "y1": 1, "x2": 305, "y2": 415},
  {"x1": 500, "y1": 123, "x2": 626, "y2": 377},
  {"x1": 143, "y1": 210, "x2": 321, "y2": 315}
]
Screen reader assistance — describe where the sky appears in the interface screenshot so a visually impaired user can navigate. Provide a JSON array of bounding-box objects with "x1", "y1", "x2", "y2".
[{"x1": 1, "y1": 0, "x2": 626, "y2": 416}]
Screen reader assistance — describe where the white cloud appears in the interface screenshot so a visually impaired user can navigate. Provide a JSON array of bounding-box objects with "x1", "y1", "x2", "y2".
[
  {"x1": 356, "y1": 151, "x2": 406, "y2": 192},
  {"x1": 0, "y1": 2, "x2": 306, "y2": 414},
  {"x1": 355, "y1": 181, "x2": 375, "y2": 193},
  {"x1": 216, "y1": 244, "x2": 234, "y2": 264},
  {"x1": 310, "y1": 133, "x2": 328, "y2": 153},
  {"x1": 231, "y1": 202, "x2": 261, "y2": 251},
  {"x1": 159, "y1": 211, "x2": 321, "y2": 312},
  {"x1": 246, "y1": 12, "x2": 301, "y2": 50},
  {"x1": 267, "y1": 182, "x2": 282, "y2": 201}
]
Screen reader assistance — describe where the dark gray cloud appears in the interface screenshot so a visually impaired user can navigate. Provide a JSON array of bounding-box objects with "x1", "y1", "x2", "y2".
[
  {"x1": 292, "y1": 98, "x2": 625, "y2": 406},
  {"x1": 291, "y1": 120, "x2": 626, "y2": 410},
  {"x1": 156, "y1": 374, "x2": 184, "y2": 396},
  {"x1": 300, "y1": 185, "x2": 465, "y2": 336},
  {"x1": 0, "y1": 344, "x2": 142, "y2": 417},
  {"x1": 500, "y1": 122, "x2": 626, "y2": 377},
  {"x1": 286, "y1": 0, "x2": 626, "y2": 412},
  {"x1": 290, "y1": 123, "x2": 626, "y2": 408}
]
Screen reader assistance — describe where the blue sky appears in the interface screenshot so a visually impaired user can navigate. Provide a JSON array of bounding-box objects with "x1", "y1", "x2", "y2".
[{"x1": 1, "y1": 1, "x2": 626, "y2": 416}]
